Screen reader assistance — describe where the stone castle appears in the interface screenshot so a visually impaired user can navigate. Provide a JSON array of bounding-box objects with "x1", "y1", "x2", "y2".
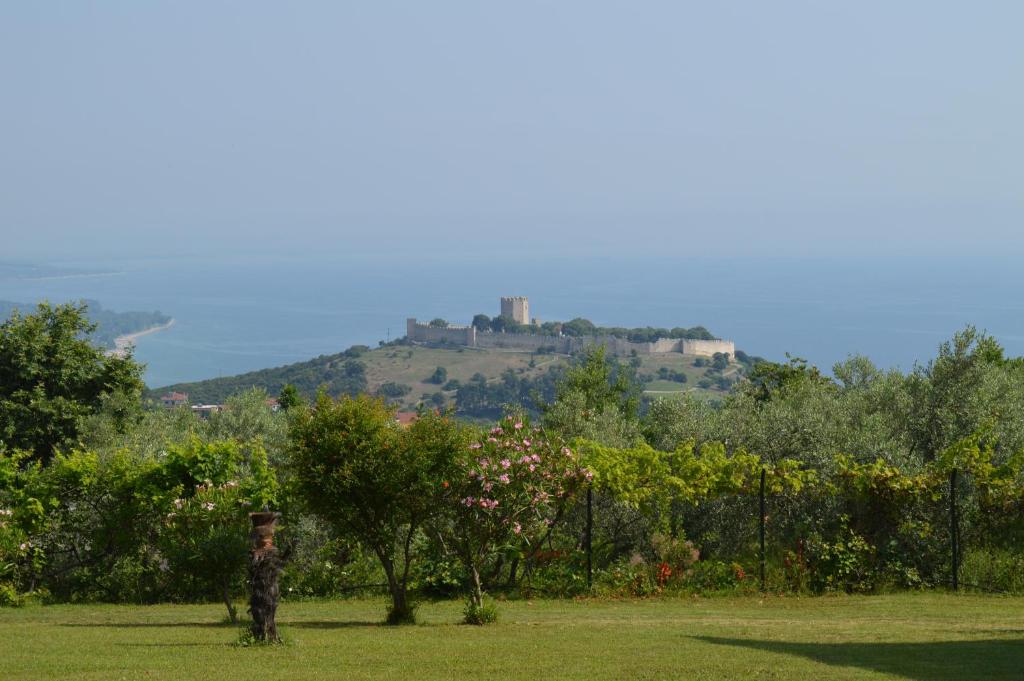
[{"x1": 406, "y1": 297, "x2": 735, "y2": 358}]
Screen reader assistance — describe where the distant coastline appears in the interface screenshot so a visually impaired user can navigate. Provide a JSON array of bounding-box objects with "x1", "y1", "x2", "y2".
[{"x1": 107, "y1": 319, "x2": 175, "y2": 358}]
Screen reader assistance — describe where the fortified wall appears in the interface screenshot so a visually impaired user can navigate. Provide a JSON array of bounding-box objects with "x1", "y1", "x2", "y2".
[
  {"x1": 406, "y1": 318, "x2": 734, "y2": 358},
  {"x1": 406, "y1": 318, "x2": 476, "y2": 346}
]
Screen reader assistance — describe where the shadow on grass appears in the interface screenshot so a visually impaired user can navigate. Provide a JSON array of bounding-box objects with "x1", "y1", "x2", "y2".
[
  {"x1": 283, "y1": 620, "x2": 382, "y2": 629},
  {"x1": 695, "y1": 636, "x2": 1024, "y2": 681},
  {"x1": 61, "y1": 620, "x2": 380, "y2": 630},
  {"x1": 60, "y1": 621, "x2": 233, "y2": 628},
  {"x1": 117, "y1": 642, "x2": 225, "y2": 648}
]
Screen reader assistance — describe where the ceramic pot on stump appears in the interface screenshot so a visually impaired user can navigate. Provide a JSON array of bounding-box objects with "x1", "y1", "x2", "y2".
[{"x1": 248, "y1": 511, "x2": 283, "y2": 642}]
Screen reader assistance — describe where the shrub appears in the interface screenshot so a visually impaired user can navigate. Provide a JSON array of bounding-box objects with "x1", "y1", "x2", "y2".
[
  {"x1": 427, "y1": 367, "x2": 448, "y2": 385},
  {"x1": 463, "y1": 598, "x2": 499, "y2": 625},
  {"x1": 436, "y1": 416, "x2": 591, "y2": 621}
]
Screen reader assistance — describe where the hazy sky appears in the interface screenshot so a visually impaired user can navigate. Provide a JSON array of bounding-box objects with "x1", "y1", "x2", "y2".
[{"x1": 2, "y1": 2, "x2": 1022, "y2": 261}]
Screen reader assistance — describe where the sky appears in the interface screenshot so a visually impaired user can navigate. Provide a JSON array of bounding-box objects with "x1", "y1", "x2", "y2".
[{"x1": 2, "y1": 1, "x2": 1022, "y2": 262}]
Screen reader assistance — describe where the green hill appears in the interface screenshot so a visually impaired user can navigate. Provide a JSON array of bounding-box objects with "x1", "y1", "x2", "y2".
[{"x1": 149, "y1": 341, "x2": 752, "y2": 416}]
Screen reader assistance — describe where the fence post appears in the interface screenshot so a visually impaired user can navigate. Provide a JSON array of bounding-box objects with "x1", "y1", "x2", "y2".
[
  {"x1": 586, "y1": 485, "x2": 593, "y2": 589},
  {"x1": 950, "y1": 468, "x2": 959, "y2": 592},
  {"x1": 759, "y1": 467, "x2": 766, "y2": 593}
]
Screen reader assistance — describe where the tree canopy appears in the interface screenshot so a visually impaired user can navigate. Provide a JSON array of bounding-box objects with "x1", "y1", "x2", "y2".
[{"x1": 0, "y1": 302, "x2": 144, "y2": 462}]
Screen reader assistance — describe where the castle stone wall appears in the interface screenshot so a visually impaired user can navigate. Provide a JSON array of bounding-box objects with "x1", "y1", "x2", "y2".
[
  {"x1": 680, "y1": 339, "x2": 735, "y2": 357},
  {"x1": 475, "y1": 332, "x2": 572, "y2": 353},
  {"x1": 407, "y1": 318, "x2": 477, "y2": 346},
  {"x1": 407, "y1": 317, "x2": 735, "y2": 358}
]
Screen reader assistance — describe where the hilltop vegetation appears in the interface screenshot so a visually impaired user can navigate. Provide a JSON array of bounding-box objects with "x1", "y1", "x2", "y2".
[
  {"x1": 149, "y1": 341, "x2": 752, "y2": 416},
  {"x1": 462, "y1": 313, "x2": 719, "y2": 341}
]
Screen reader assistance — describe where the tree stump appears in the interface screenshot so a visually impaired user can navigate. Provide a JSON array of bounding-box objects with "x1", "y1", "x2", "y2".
[{"x1": 248, "y1": 511, "x2": 283, "y2": 642}]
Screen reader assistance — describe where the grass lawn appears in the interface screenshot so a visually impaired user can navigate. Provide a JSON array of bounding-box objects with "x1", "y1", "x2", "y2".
[{"x1": 4, "y1": 594, "x2": 1023, "y2": 680}]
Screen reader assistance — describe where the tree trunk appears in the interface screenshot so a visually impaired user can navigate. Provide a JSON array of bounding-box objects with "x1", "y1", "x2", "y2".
[
  {"x1": 469, "y1": 566, "x2": 484, "y2": 609},
  {"x1": 222, "y1": 583, "x2": 238, "y2": 624},
  {"x1": 381, "y1": 557, "x2": 413, "y2": 624},
  {"x1": 505, "y1": 556, "x2": 520, "y2": 588}
]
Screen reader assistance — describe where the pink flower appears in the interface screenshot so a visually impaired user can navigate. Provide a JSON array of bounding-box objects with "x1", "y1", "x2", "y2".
[
  {"x1": 523, "y1": 439, "x2": 531, "y2": 447},
  {"x1": 531, "y1": 453, "x2": 541, "y2": 463},
  {"x1": 463, "y1": 497, "x2": 476, "y2": 507},
  {"x1": 469, "y1": 443, "x2": 482, "y2": 450},
  {"x1": 514, "y1": 422, "x2": 524, "y2": 430},
  {"x1": 562, "y1": 447, "x2": 572, "y2": 457},
  {"x1": 487, "y1": 437, "x2": 498, "y2": 443},
  {"x1": 499, "y1": 474, "x2": 510, "y2": 484},
  {"x1": 501, "y1": 459, "x2": 511, "y2": 469},
  {"x1": 513, "y1": 522, "x2": 522, "y2": 535},
  {"x1": 491, "y1": 426, "x2": 503, "y2": 435},
  {"x1": 519, "y1": 455, "x2": 532, "y2": 464},
  {"x1": 528, "y1": 464, "x2": 536, "y2": 472},
  {"x1": 483, "y1": 483, "x2": 493, "y2": 492}
]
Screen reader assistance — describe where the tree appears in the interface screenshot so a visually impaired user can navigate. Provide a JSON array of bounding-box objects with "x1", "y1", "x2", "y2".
[
  {"x1": 905, "y1": 326, "x2": 1006, "y2": 460},
  {"x1": 287, "y1": 394, "x2": 467, "y2": 623},
  {"x1": 0, "y1": 302, "x2": 144, "y2": 462},
  {"x1": 471, "y1": 314, "x2": 491, "y2": 332},
  {"x1": 561, "y1": 317, "x2": 596, "y2": 337},
  {"x1": 427, "y1": 366, "x2": 448, "y2": 385},
  {"x1": 278, "y1": 384, "x2": 303, "y2": 411},
  {"x1": 437, "y1": 416, "x2": 589, "y2": 622},
  {"x1": 428, "y1": 318, "x2": 448, "y2": 328},
  {"x1": 542, "y1": 346, "x2": 641, "y2": 446},
  {"x1": 490, "y1": 315, "x2": 515, "y2": 333}
]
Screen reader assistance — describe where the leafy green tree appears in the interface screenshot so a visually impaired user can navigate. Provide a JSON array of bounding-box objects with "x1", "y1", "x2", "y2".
[
  {"x1": 426, "y1": 366, "x2": 448, "y2": 385},
  {"x1": 543, "y1": 346, "x2": 641, "y2": 446},
  {"x1": 377, "y1": 382, "x2": 412, "y2": 400},
  {"x1": 287, "y1": 394, "x2": 468, "y2": 623},
  {"x1": 561, "y1": 317, "x2": 596, "y2": 337},
  {"x1": 0, "y1": 302, "x2": 144, "y2": 462},
  {"x1": 471, "y1": 314, "x2": 491, "y2": 331},
  {"x1": 428, "y1": 318, "x2": 448, "y2": 328},
  {"x1": 278, "y1": 384, "x2": 303, "y2": 411},
  {"x1": 905, "y1": 326, "x2": 1009, "y2": 460},
  {"x1": 489, "y1": 315, "x2": 514, "y2": 333}
]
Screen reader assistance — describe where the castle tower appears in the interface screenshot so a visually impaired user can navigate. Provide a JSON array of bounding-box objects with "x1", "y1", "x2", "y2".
[{"x1": 500, "y1": 296, "x2": 530, "y2": 325}]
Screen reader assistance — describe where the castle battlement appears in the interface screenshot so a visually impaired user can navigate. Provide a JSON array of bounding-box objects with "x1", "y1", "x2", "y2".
[
  {"x1": 500, "y1": 296, "x2": 530, "y2": 325},
  {"x1": 405, "y1": 298, "x2": 736, "y2": 359}
]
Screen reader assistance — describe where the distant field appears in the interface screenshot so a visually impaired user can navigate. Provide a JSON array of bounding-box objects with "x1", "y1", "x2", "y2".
[
  {"x1": 3, "y1": 595, "x2": 1022, "y2": 680},
  {"x1": 150, "y1": 341, "x2": 742, "y2": 407},
  {"x1": 363, "y1": 345, "x2": 569, "y2": 409}
]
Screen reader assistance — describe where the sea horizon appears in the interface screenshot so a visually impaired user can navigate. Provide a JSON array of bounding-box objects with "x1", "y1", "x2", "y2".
[{"x1": 3, "y1": 253, "x2": 1022, "y2": 388}]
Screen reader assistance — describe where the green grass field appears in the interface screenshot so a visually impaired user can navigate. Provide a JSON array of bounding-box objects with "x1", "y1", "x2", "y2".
[
  {"x1": 362, "y1": 345, "x2": 568, "y2": 410},
  {"x1": 4, "y1": 595, "x2": 1022, "y2": 680}
]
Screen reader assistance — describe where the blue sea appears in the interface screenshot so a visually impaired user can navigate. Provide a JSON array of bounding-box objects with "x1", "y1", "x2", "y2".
[{"x1": 2, "y1": 254, "x2": 1022, "y2": 388}]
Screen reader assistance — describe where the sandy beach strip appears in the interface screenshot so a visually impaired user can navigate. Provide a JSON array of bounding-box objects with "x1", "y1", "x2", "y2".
[{"x1": 107, "y1": 319, "x2": 175, "y2": 357}]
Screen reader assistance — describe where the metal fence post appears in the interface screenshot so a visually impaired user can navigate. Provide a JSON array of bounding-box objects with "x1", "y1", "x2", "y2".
[
  {"x1": 759, "y1": 467, "x2": 766, "y2": 592},
  {"x1": 950, "y1": 468, "x2": 959, "y2": 592},
  {"x1": 586, "y1": 485, "x2": 593, "y2": 589}
]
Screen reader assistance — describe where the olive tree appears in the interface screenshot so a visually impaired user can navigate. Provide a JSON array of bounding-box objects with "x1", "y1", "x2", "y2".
[{"x1": 287, "y1": 394, "x2": 467, "y2": 623}]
